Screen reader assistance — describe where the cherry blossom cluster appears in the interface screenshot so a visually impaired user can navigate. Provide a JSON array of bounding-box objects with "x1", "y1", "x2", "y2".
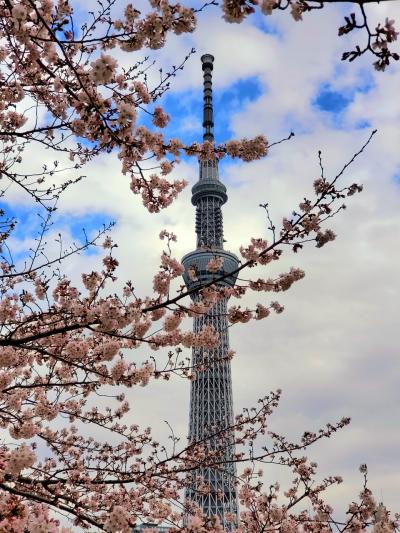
[
  {"x1": 227, "y1": 300, "x2": 283, "y2": 324},
  {"x1": 0, "y1": 495, "x2": 71, "y2": 533},
  {"x1": 249, "y1": 267, "x2": 305, "y2": 293},
  {"x1": 206, "y1": 256, "x2": 225, "y2": 273},
  {"x1": 10, "y1": 447, "x2": 33, "y2": 476}
]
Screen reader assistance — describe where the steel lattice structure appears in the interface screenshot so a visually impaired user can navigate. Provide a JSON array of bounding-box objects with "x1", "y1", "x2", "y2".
[{"x1": 181, "y1": 54, "x2": 239, "y2": 529}]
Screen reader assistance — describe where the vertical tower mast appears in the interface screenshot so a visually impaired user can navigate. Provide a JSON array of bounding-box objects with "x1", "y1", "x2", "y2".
[
  {"x1": 182, "y1": 55, "x2": 239, "y2": 529},
  {"x1": 202, "y1": 53, "x2": 214, "y2": 142}
]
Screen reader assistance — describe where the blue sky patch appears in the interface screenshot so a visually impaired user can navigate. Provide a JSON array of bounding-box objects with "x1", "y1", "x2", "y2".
[
  {"x1": 355, "y1": 119, "x2": 371, "y2": 130},
  {"x1": 314, "y1": 88, "x2": 353, "y2": 114},
  {"x1": 216, "y1": 77, "x2": 263, "y2": 139},
  {"x1": 57, "y1": 212, "x2": 114, "y2": 242},
  {"x1": 313, "y1": 70, "x2": 374, "y2": 122},
  {"x1": 249, "y1": 10, "x2": 283, "y2": 37},
  {"x1": 163, "y1": 75, "x2": 263, "y2": 145},
  {"x1": 0, "y1": 201, "x2": 112, "y2": 263}
]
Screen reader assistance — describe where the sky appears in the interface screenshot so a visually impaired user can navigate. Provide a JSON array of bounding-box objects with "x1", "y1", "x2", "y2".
[{"x1": 4, "y1": 0, "x2": 400, "y2": 523}]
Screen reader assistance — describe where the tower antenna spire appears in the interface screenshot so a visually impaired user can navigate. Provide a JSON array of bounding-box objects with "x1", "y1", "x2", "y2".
[{"x1": 201, "y1": 54, "x2": 214, "y2": 142}]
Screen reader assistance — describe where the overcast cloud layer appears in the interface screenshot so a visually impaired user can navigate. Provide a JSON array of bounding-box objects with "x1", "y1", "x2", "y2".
[{"x1": 5, "y1": 0, "x2": 400, "y2": 519}]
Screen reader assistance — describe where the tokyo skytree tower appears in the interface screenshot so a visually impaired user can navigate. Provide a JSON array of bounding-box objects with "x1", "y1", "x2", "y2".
[{"x1": 181, "y1": 54, "x2": 240, "y2": 528}]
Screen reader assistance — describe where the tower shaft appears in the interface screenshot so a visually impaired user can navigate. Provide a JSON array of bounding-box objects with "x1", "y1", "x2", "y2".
[
  {"x1": 185, "y1": 297, "x2": 238, "y2": 523},
  {"x1": 182, "y1": 54, "x2": 239, "y2": 529},
  {"x1": 195, "y1": 191, "x2": 224, "y2": 248}
]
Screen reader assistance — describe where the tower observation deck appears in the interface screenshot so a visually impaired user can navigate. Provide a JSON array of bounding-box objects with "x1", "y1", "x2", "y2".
[{"x1": 182, "y1": 54, "x2": 239, "y2": 529}]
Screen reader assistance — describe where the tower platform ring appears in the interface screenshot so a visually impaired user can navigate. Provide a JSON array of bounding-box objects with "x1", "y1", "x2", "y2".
[
  {"x1": 191, "y1": 179, "x2": 228, "y2": 205},
  {"x1": 182, "y1": 249, "x2": 239, "y2": 293}
]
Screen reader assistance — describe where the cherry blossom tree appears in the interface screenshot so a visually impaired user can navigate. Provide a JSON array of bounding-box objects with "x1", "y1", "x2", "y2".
[{"x1": 0, "y1": 0, "x2": 398, "y2": 531}]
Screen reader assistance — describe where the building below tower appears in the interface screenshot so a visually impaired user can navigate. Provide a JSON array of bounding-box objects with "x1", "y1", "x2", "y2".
[{"x1": 132, "y1": 524, "x2": 170, "y2": 532}]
